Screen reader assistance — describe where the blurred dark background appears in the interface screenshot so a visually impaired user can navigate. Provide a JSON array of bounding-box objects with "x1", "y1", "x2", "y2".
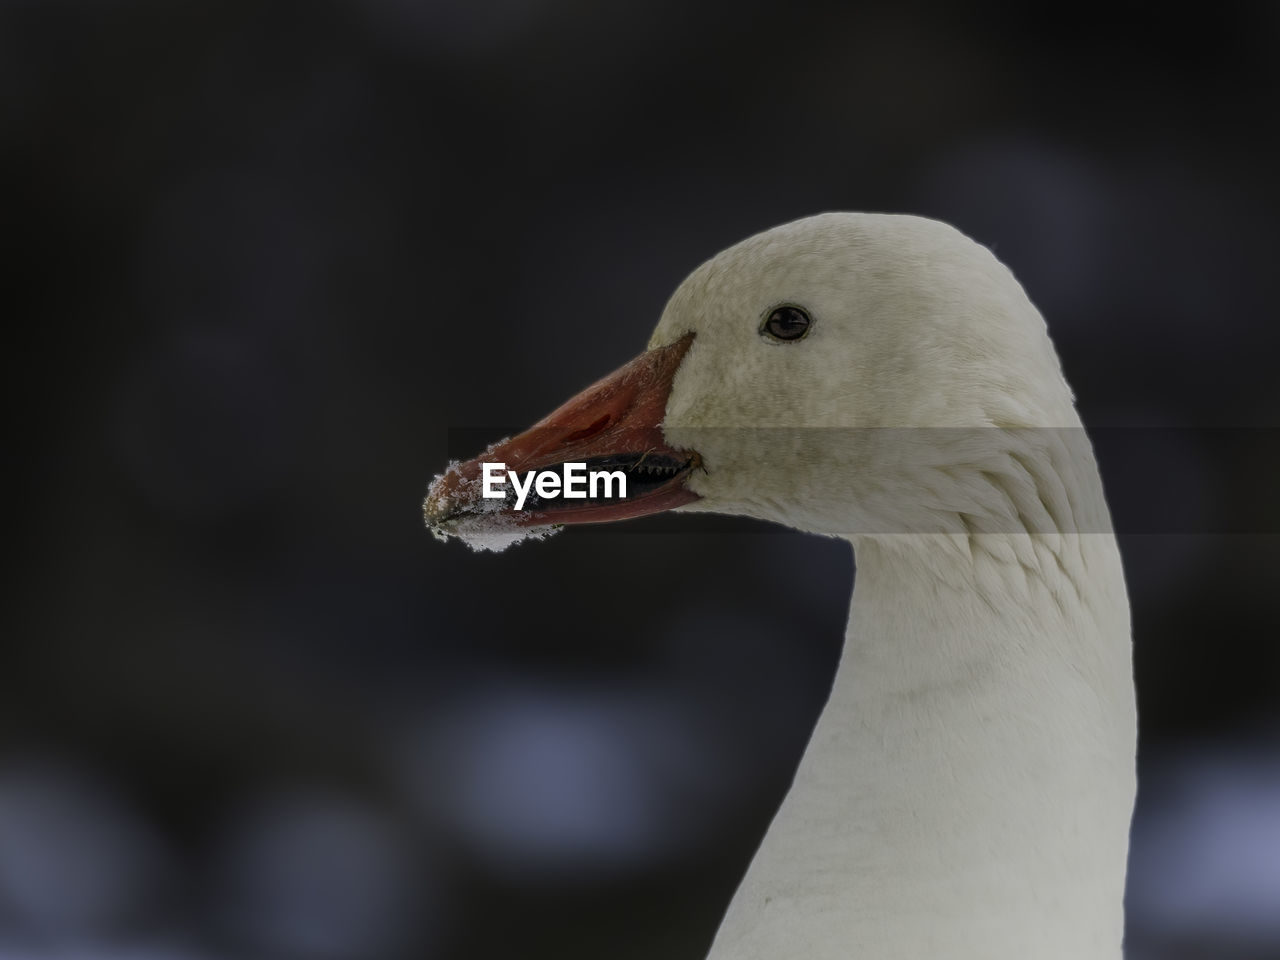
[{"x1": 5, "y1": 1, "x2": 1279, "y2": 958}]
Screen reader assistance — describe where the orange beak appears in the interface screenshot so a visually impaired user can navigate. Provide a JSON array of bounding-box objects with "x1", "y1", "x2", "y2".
[{"x1": 424, "y1": 333, "x2": 700, "y2": 543}]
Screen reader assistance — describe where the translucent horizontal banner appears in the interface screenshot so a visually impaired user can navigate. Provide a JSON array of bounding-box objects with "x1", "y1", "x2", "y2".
[{"x1": 437, "y1": 427, "x2": 1279, "y2": 535}]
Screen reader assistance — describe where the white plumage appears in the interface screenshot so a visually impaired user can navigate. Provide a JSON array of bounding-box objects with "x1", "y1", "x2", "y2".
[{"x1": 429, "y1": 213, "x2": 1137, "y2": 959}]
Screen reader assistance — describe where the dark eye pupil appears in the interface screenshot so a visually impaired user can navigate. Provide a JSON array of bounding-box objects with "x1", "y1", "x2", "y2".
[{"x1": 764, "y1": 306, "x2": 811, "y2": 341}]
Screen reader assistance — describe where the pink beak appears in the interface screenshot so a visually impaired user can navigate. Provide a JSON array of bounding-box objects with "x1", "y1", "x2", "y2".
[{"x1": 424, "y1": 333, "x2": 701, "y2": 533}]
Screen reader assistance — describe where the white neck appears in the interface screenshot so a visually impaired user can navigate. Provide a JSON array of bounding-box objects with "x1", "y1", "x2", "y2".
[{"x1": 705, "y1": 504, "x2": 1136, "y2": 959}]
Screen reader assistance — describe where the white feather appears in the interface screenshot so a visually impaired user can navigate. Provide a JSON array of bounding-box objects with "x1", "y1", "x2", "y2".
[{"x1": 648, "y1": 213, "x2": 1136, "y2": 959}]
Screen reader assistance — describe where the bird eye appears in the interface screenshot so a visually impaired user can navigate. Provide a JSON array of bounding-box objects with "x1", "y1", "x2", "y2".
[{"x1": 761, "y1": 305, "x2": 812, "y2": 342}]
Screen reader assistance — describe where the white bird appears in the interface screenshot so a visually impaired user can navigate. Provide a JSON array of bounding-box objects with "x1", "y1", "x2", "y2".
[{"x1": 424, "y1": 213, "x2": 1137, "y2": 960}]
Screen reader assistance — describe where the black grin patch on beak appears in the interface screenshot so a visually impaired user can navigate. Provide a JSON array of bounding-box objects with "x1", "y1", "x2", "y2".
[{"x1": 512, "y1": 453, "x2": 696, "y2": 511}]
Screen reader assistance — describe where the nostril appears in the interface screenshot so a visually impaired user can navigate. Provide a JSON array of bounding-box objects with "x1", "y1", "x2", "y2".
[{"x1": 561, "y1": 414, "x2": 611, "y2": 444}]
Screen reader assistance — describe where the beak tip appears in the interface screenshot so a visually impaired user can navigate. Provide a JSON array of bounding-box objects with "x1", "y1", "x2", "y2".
[{"x1": 422, "y1": 462, "x2": 468, "y2": 530}]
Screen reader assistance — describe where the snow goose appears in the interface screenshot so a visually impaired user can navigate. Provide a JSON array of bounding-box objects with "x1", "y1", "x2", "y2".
[{"x1": 424, "y1": 213, "x2": 1137, "y2": 960}]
